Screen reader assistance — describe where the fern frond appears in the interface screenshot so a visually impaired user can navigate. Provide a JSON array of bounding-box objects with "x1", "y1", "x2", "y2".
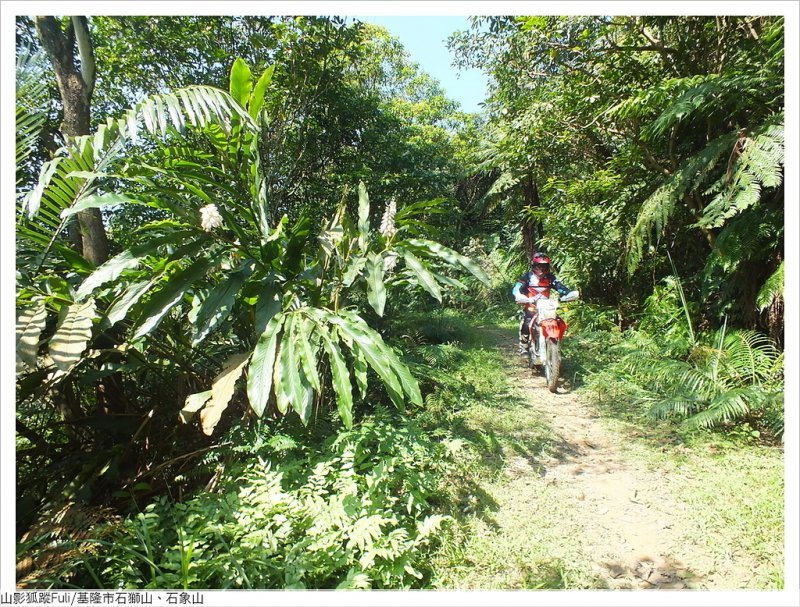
[
  {"x1": 607, "y1": 75, "x2": 702, "y2": 123},
  {"x1": 485, "y1": 170, "x2": 521, "y2": 197},
  {"x1": 756, "y1": 262, "x2": 784, "y2": 313},
  {"x1": 699, "y1": 122, "x2": 784, "y2": 228},
  {"x1": 626, "y1": 133, "x2": 735, "y2": 272},
  {"x1": 644, "y1": 74, "x2": 777, "y2": 140},
  {"x1": 705, "y1": 207, "x2": 781, "y2": 276}
]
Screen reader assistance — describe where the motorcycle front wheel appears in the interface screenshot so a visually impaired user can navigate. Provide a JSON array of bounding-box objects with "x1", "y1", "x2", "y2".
[{"x1": 544, "y1": 338, "x2": 561, "y2": 393}]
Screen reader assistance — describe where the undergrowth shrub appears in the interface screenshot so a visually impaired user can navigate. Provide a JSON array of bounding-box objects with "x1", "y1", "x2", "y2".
[
  {"x1": 576, "y1": 325, "x2": 784, "y2": 441},
  {"x1": 34, "y1": 411, "x2": 454, "y2": 589},
  {"x1": 629, "y1": 328, "x2": 784, "y2": 440}
]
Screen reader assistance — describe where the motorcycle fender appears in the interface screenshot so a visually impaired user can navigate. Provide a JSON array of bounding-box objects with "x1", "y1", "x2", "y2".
[{"x1": 541, "y1": 318, "x2": 567, "y2": 339}]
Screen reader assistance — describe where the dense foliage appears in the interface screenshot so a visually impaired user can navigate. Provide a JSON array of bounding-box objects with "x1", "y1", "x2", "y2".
[
  {"x1": 450, "y1": 15, "x2": 784, "y2": 337},
  {"x1": 15, "y1": 14, "x2": 784, "y2": 590}
]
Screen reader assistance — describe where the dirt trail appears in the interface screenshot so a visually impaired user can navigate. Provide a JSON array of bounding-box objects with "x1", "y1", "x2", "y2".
[{"x1": 483, "y1": 329, "x2": 755, "y2": 589}]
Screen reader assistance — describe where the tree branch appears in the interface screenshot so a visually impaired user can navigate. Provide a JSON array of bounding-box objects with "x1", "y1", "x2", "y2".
[{"x1": 72, "y1": 16, "x2": 95, "y2": 100}]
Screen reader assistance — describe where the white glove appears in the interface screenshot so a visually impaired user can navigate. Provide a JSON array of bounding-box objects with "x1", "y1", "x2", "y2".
[{"x1": 561, "y1": 290, "x2": 580, "y2": 302}]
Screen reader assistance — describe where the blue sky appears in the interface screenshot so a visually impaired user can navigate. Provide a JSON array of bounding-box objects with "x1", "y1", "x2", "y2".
[{"x1": 357, "y1": 15, "x2": 489, "y2": 113}]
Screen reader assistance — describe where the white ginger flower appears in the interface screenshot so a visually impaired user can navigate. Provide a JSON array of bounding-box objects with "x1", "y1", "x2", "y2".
[
  {"x1": 379, "y1": 199, "x2": 397, "y2": 239},
  {"x1": 200, "y1": 203, "x2": 224, "y2": 232},
  {"x1": 383, "y1": 253, "x2": 398, "y2": 272}
]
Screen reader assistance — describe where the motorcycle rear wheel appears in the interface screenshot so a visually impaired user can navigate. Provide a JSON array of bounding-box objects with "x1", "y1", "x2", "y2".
[{"x1": 544, "y1": 338, "x2": 560, "y2": 393}]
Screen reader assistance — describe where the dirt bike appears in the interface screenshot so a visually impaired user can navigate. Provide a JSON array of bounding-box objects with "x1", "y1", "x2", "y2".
[{"x1": 518, "y1": 291, "x2": 579, "y2": 393}]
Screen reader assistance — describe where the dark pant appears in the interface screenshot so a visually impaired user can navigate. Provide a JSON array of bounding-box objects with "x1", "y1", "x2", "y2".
[{"x1": 519, "y1": 312, "x2": 537, "y2": 347}]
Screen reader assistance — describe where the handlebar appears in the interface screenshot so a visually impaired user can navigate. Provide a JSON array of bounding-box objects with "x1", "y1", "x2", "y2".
[{"x1": 515, "y1": 290, "x2": 580, "y2": 305}]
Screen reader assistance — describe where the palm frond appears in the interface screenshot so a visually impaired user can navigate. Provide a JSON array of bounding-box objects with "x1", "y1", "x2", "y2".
[
  {"x1": 687, "y1": 387, "x2": 759, "y2": 429},
  {"x1": 18, "y1": 86, "x2": 257, "y2": 261},
  {"x1": 720, "y1": 330, "x2": 781, "y2": 385},
  {"x1": 623, "y1": 356, "x2": 718, "y2": 398},
  {"x1": 648, "y1": 394, "x2": 707, "y2": 420},
  {"x1": 16, "y1": 45, "x2": 49, "y2": 174}
]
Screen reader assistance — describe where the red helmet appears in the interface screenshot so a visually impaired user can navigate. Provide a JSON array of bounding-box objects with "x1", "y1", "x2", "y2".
[{"x1": 531, "y1": 252, "x2": 551, "y2": 275}]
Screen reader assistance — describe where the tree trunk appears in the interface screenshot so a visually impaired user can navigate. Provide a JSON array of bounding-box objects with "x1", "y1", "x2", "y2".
[
  {"x1": 36, "y1": 16, "x2": 125, "y2": 417},
  {"x1": 35, "y1": 15, "x2": 109, "y2": 266},
  {"x1": 521, "y1": 172, "x2": 542, "y2": 259}
]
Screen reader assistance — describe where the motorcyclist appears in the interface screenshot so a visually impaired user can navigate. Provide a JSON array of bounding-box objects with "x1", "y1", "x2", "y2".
[{"x1": 512, "y1": 252, "x2": 578, "y2": 356}]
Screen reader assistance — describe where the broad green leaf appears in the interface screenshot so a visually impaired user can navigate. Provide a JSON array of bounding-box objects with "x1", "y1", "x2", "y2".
[
  {"x1": 402, "y1": 250, "x2": 442, "y2": 302},
  {"x1": 230, "y1": 58, "x2": 253, "y2": 108},
  {"x1": 105, "y1": 279, "x2": 156, "y2": 326},
  {"x1": 318, "y1": 311, "x2": 404, "y2": 409},
  {"x1": 254, "y1": 281, "x2": 281, "y2": 336},
  {"x1": 76, "y1": 231, "x2": 196, "y2": 300},
  {"x1": 49, "y1": 299, "x2": 97, "y2": 373},
  {"x1": 364, "y1": 253, "x2": 386, "y2": 316},
  {"x1": 297, "y1": 386, "x2": 314, "y2": 426},
  {"x1": 246, "y1": 312, "x2": 285, "y2": 417},
  {"x1": 179, "y1": 390, "x2": 212, "y2": 424},
  {"x1": 273, "y1": 315, "x2": 304, "y2": 415},
  {"x1": 342, "y1": 256, "x2": 367, "y2": 287},
  {"x1": 339, "y1": 309, "x2": 422, "y2": 406},
  {"x1": 433, "y1": 272, "x2": 467, "y2": 290},
  {"x1": 191, "y1": 265, "x2": 250, "y2": 345},
  {"x1": 295, "y1": 315, "x2": 321, "y2": 391},
  {"x1": 53, "y1": 242, "x2": 95, "y2": 274},
  {"x1": 319, "y1": 324, "x2": 353, "y2": 429},
  {"x1": 248, "y1": 64, "x2": 275, "y2": 119},
  {"x1": 253, "y1": 180, "x2": 271, "y2": 244},
  {"x1": 352, "y1": 342, "x2": 368, "y2": 400},
  {"x1": 187, "y1": 287, "x2": 207, "y2": 327},
  {"x1": 319, "y1": 225, "x2": 345, "y2": 258},
  {"x1": 357, "y1": 181, "x2": 370, "y2": 251},
  {"x1": 406, "y1": 238, "x2": 491, "y2": 286},
  {"x1": 200, "y1": 352, "x2": 250, "y2": 435},
  {"x1": 266, "y1": 214, "x2": 288, "y2": 243},
  {"x1": 61, "y1": 193, "x2": 153, "y2": 218},
  {"x1": 76, "y1": 249, "x2": 140, "y2": 301},
  {"x1": 132, "y1": 256, "x2": 216, "y2": 340},
  {"x1": 16, "y1": 301, "x2": 47, "y2": 373},
  {"x1": 383, "y1": 345, "x2": 423, "y2": 406}
]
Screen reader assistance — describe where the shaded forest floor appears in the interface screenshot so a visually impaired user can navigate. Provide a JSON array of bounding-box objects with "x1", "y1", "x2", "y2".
[{"x1": 432, "y1": 323, "x2": 784, "y2": 590}]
